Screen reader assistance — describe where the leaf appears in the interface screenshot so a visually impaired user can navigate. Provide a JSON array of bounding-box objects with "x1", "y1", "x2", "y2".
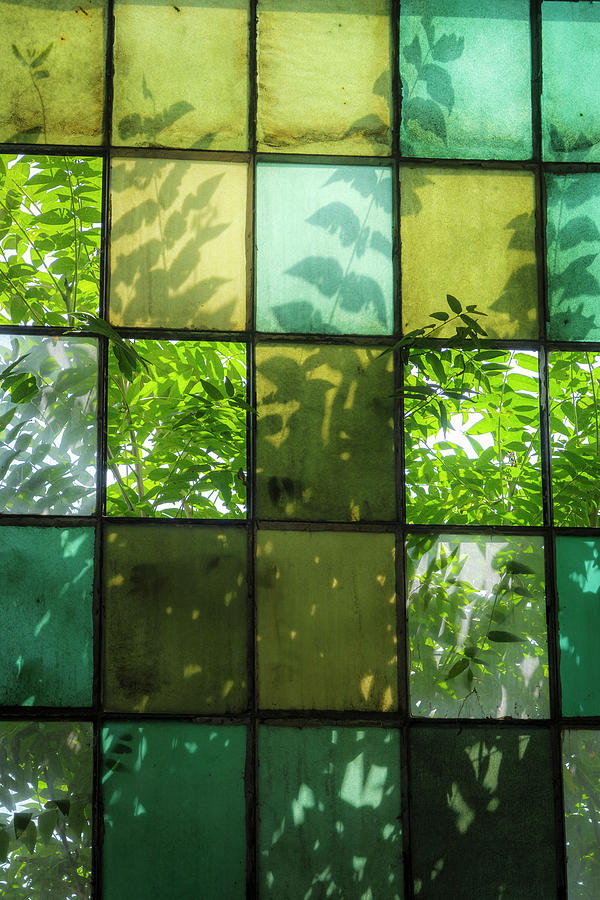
[
  {"x1": 33, "y1": 69, "x2": 50, "y2": 80},
  {"x1": 504, "y1": 560, "x2": 535, "y2": 575},
  {"x1": 13, "y1": 811, "x2": 32, "y2": 838},
  {"x1": 488, "y1": 630, "x2": 524, "y2": 643},
  {"x1": 11, "y1": 44, "x2": 26, "y2": 65},
  {"x1": 430, "y1": 311, "x2": 449, "y2": 322},
  {"x1": 199, "y1": 378, "x2": 223, "y2": 401},
  {"x1": 161, "y1": 100, "x2": 195, "y2": 129},
  {"x1": 446, "y1": 658, "x2": 469, "y2": 679},
  {"x1": 117, "y1": 113, "x2": 143, "y2": 140},
  {"x1": 403, "y1": 34, "x2": 422, "y2": 69},
  {"x1": 37, "y1": 808, "x2": 57, "y2": 844},
  {"x1": 0, "y1": 828, "x2": 8, "y2": 863},
  {"x1": 446, "y1": 294, "x2": 462, "y2": 313},
  {"x1": 142, "y1": 74, "x2": 154, "y2": 101},
  {"x1": 422, "y1": 64, "x2": 454, "y2": 112},
  {"x1": 23, "y1": 821, "x2": 36, "y2": 854},
  {"x1": 339, "y1": 273, "x2": 387, "y2": 327},
  {"x1": 31, "y1": 43, "x2": 53, "y2": 68},
  {"x1": 306, "y1": 202, "x2": 360, "y2": 247},
  {"x1": 403, "y1": 97, "x2": 447, "y2": 145},
  {"x1": 285, "y1": 257, "x2": 343, "y2": 298},
  {"x1": 559, "y1": 216, "x2": 600, "y2": 250},
  {"x1": 432, "y1": 33, "x2": 465, "y2": 62},
  {"x1": 370, "y1": 229, "x2": 392, "y2": 258},
  {"x1": 372, "y1": 70, "x2": 389, "y2": 99}
]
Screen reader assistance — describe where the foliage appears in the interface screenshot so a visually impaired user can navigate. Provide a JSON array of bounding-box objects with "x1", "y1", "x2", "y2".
[
  {"x1": 563, "y1": 730, "x2": 600, "y2": 898},
  {"x1": 117, "y1": 76, "x2": 194, "y2": 146}
]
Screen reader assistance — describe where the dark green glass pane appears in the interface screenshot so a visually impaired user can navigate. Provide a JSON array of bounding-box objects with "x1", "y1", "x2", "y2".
[
  {"x1": 103, "y1": 723, "x2": 246, "y2": 900},
  {"x1": 259, "y1": 726, "x2": 403, "y2": 898},
  {"x1": 546, "y1": 173, "x2": 600, "y2": 341},
  {"x1": 563, "y1": 729, "x2": 600, "y2": 897},
  {"x1": 256, "y1": 344, "x2": 395, "y2": 521},
  {"x1": 400, "y1": 0, "x2": 531, "y2": 160},
  {"x1": 256, "y1": 164, "x2": 393, "y2": 335},
  {"x1": 407, "y1": 533, "x2": 548, "y2": 719},
  {"x1": 104, "y1": 524, "x2": 247, "y2": 713},
  {"x1": 542, "y1": 1, "x2": 600, "y2": 162},
  {"x1": 410, "y1": 726, "x2": 557, "y2": 898}
]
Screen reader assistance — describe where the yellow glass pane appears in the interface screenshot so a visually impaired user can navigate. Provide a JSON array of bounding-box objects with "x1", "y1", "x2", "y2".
[
  {"x1": 257, "y1": 0, "x2": 391, "y2": 156},
  {"x1": 401, "y1": 167, "x2": 538, "y2": 339},
  {"x1": 109, "y1": 157, "x2": 248, "y2": 330},
  {"x1": 113, "y1": 0, "x2": 248, "y2": 150}
]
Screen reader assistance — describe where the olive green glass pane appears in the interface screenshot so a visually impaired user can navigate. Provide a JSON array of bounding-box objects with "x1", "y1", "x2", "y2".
[
  {"x1": 549, "y1": 352, "x2": 600, "y2": 527},
  {"x1": 407, "y1": 534, "x2": 548, "y2": 719},
  {"x1": 563, "y1": 729, "x2": 600, "y2": 897},
  {"x1": 546, "y1": 173, "x2": 600, "y2": 341},
  {"x1": 259, "y1": 726, "x2": 402, "y2": 898},
  {"x1": 109, "y1": 157, "x2": 247, "y2": 330},
  {"x1": 410, "y1": 727, "x2": 557, "y2": 899},
  {"x1": 113, "y1": 0, "x2": 248, "y2": 150},
  {"x1": 557, "y1": 537, "x2": 600, "y2": 716},
  {"x1": 106, "y1": 340, "x2": 246, "y2": 518},
  {"x1": 401, "y1": 167, "x2": 538, "y2": 338},
  {"x1": 542, "y1": 1, "x2": 600, "y2": 163},
  {"x1": 0, "y1": 1, "x2": 104, "y2": 145},
  {"x1": 103, "y1": 723, "x2": 246, "y2": 900},
  {"x1": 257, "y1": 531, "x2": 397, "y2": 711},
  {"x1": 257, "y1": 0, "x2": 391, "y2": 156},
  {"x1": 405, "y1": 349, "x2": 542, "y2": 526},
  {"x1": 400, "y1": 0, "x2": 531, "y2": 160},
  {"x1": 256, "y1": 164, "x2": 393, "y2": 335},
  {"x1": 256, "y1": 344, "x2": 395, "y2": 521},
  {"x1": 104, "y1": 524, "x2": 247, "y2": 713},
  {"x1": 0, "y1": 336, "x2": 97, "y2": 515}
]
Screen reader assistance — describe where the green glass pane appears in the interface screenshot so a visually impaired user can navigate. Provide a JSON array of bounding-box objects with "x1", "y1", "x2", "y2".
[
  {"x1": 257, "y1": 0, "x2": 391, "y2": 156},
  {"x1": 104, "y1": 524, "x2": 247, "y2": 713},
  {"x1": 0, "y1": 336, "x2": 97, "y2": 515},
  {"x1": 404, "y1": 349, "x2": 542, "y2": 525},
  {"x1": 256, "y1": 344, "x2": 395, "y2": 522},
  {"x1": 407, "y1": 533, "x2": 548, "y2": 719},
  {"x1": 542, "y1": 1, "x2": 600, "y2": 162},
  {"x1": 549, "y1": 352, "x2": 600, "y2": 527},
  {"x1": 106, "y1": 340, "x2": 246, "y2": 518},
  {"x1": 257, "y1": 531, "x2": 397, "y2": 711},
  {"x1": 0, "y1": 526, "x2": 93, "y2": 707},
  {"x1": 103, "y1": 723, "x2": 246, "y2": 900},
  {"x1": 410, "y1": 727, "x2": 557, "y2": 898},
  {"x1": 546, "y1": 173, "x2": 600, "y2": 341},
  {"x1": 113, "y1": 0, "x2": 248, "y2": 150},
  {"x1": 400, "y1": 0, "x2": 531, "y2": 160},
  {"x1": 557, "y1": 537, "x2": 600, "y2": 716},
  {"x1": 0, "y1": 0, "x2": 104, "y2": 145},
  {"x1": 563, "y1": 729, "x2": 600, "y2": 897},
  {"x1": 256, "y1": 164, "x2": 393, "y2": 335},
  {"x1": 0, "y1": 721, "x2": 92, "y2": 898},
  {"x1": 259, "y1": 726, "x2": 403, "y2": 898}
]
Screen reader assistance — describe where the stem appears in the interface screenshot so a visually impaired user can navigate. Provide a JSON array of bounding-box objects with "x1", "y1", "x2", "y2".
[
  {"x1": 106, "y1": 446, "x2": 136, "y2": 512},
  {"x1": 114, "y1": 376, "x2": 146, "y2": 515},
  {"x1": 28, "y1": 67, "x2": 47, "y2": 142}
]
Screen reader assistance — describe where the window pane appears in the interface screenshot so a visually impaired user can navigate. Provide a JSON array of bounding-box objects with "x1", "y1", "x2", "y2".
[{"x1": 563, "y1": 729, "x2": 600, "y2": 898}]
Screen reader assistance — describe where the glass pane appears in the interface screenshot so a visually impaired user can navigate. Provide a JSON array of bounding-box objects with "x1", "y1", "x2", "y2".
[
  {"x1": 106, "y1": 340, "x2": 246, "y2": 518},
  {"x1": 542, "y1": 1, "x2": 600, "y2": 162},
  {"x1": 400, "y1": 167, "x2": 538, "y2": 339},
  {"x1": 257, "y1": 531, "x2": 397, "y2": 711},
  {"x1": 0, "y1": 721, "x2": 92, "y2": 899},
  {"x1": 404, "y1": 348, "x2": 542, "y2": 525},
  {"x1": 400, "y1": 0, "x2": 531, "y2": 160},
  {"x1": 407, "y1": 534, "x2": 548, "y2": 719},
  {"x1": 103, "y1": 723, "x2": 246, "y2": 899},
  {"x1": 256, "y1": 344, "x2": 395, "y2": 522},
  {"x1": 546, "y1": 173, "x2": 600, "y2": 341},
  {"x1": 259, "y1": 726, "x2": 402, "y2": 897},
  {"x1": 0, "y1": 0, "x2": 104, "y2": 145},
  {"x1": 556, "y1": 537, "x2": 600, "y2": 717},
  {"x1": 109, "y1": 157, "x2": 248, "y2": 330},
  {"x1": 563, "y1": 729, "x2": 600, "y2": 898},
  {"x1": 256, "y1": 164, "x2": 393, "y2": 335},
  {"x1": 257, "y1": 0, "x2": 391, "y2": 156},
  {"x1": 410, "y1": 727, "x2": 557, "y2": 899},
  {"x1": 113, "y1": 0, "x2": 248, "y2": 150},
  {"x1": 0, "y1": 335, "x2": 97, "y2": 515},
  {"x1": 104, "y1": 524, "x2": 247, "y2": 713}
]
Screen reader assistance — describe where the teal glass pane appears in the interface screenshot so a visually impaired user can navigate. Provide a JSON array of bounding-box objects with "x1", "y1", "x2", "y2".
[
  {"x1": 546, "y1": 173, "x2": 600, "y2": 340},
  {"x1": 542, "y1": 1, "x2": 600, "y2": 162},
  {"x1": 0, "y1": 526, "x2": 93, "y2": 706},
  {"x1": 410, "y1": 727, "x2": 557, "y2": 898},
  {"x1": 256, "y1": 164, "x2": 393, "y2": 335},
  {"x1": 259, "y1": 726, "x2": 403, "y2": 898},
  {"x1": 557, "y1": 537, "x2": 600, "y2": 717},
  {"x1": 400, "y1": 0, "x2": 532, "y2": 160},
  {"x1": 103, "y1": 723, "x2": 246, "y2": 900},
  {"x1": 563, "y1": 729, "x2": 600, "y2": 897}
]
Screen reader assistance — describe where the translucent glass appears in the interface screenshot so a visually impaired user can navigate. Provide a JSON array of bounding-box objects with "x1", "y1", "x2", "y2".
[
  {"x1": 259, "y1": 726, "x2": 402, "y2": 897},
  {"x1": 257, "y1": 531, "x2": 397, "y2": 710},
  {"x1": 257, "y1": 0, "x2": 391, "y2": 155},
  {"x1": 400, "y1": 0, "x2": 532, "y2": 160},
  {"x1": 109, "y1": 157, "x2": 248, "y2": 330},
  {"x1": 256, "y1": 343, "x2": 395, "y2": 522},
  {"x1": 256, "y1": 164, "x2": 393, "y2": 335},
  {"x1": 400, "y1": 166, "x2": 538, "y2": 339},
  {"x1": 113, "y1": 0, "x2": 248, "y2": 150},
  {"x1": 563, "y1": 729, "x2": 600, "y2": 898}
]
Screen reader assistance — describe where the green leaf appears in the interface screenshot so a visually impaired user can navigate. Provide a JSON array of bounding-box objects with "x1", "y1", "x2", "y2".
[
  {"x1": 429, "y1": 311, "x2": 449, "y2": 322},
  {"x1": 504, "y1": 560, "x2": 535, "y2": 576},
  {"x1": 13, "y1": 811, "x2": 32, "y2": 838},
  {"x1": 446, "y1": 294, "x2": 462, "y2": 313},
  {"x1": 0, "y1": 827, "x2": 8, "y2": 863},
  {"x1": 422, "y1": 64, "x2": 454, "y2": 112},
  {"x1": 37, "y1": 808, "x2": 57, "y2": 844},
  {"x1": 403, "y1": 34, "x2": 422, "y2": 69},
  {"x1": 432, "y1": 33, "x2": 465, "y2": 62},
  {"x1": 11, "y1": 44, "x2": 26, "y2": 65},
  {"x1": 446, "y1": 658, "x2": 469, "y2": 680},
  {"x1": 488, "y1": 630, "x2": 524, "y2": 643},
  {"x1": 199, "y1": 378, "x2": 224, "y2": 401},
  {"x1": 23, "y1": 821, "x2": 36, "y2": 854},
  {"x1": 403, "y1": 97, "x2": 447, "y2": 145},
  {"x1": 31, "y1": 43, "x2": 53, "y2": 68}
]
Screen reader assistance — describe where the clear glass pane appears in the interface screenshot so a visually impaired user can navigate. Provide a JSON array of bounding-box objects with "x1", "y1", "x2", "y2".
[{"x1": 563, "y1": 729, "x2": 600, "y2": 898}]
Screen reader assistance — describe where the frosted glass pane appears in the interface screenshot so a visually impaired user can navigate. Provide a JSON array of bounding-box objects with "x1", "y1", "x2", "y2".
[
  {"x1": 257, "y1": 0, "x2": 391, "y2": 155},
  {"x1": 256, "y1": 164, "x2": 393, "y2": 335},
  {"x1": 113, "y1": 0, "x2": 248, "y2": 150},
  {"x1": 563, "y1": 730, "x2": 600, "y2": 898}
]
